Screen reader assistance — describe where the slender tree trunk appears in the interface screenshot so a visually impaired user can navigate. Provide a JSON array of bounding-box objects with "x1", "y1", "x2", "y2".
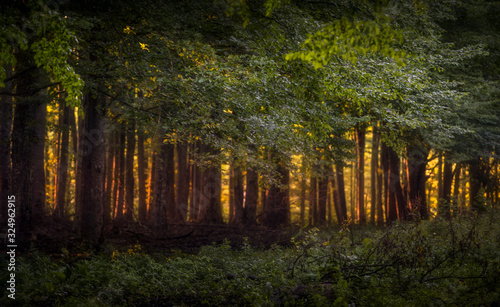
[
  {"x1": 437, "y1": 153, "x2": 443, "y2": 202},
  {"x1": 176, "y1": 142, "x2": 189, "y2": 222},
  {"x1": 299, "y1": 159, "x2": 306, "y2": 224},
  {"x1": 335, "y1": 164, "x2": 348, "y2": 224},
  {"x1": 200, "y1": 144, "x2": 223, "y2": 224},
  {"x1": 441, "y1": 156, "x2": 453, "y2": 218},
  {"x1": 229, "y1": 165, "x2": 234, "y2": 224},
  {"x1": 111, "y1": 131, "x2": 120, "y2": 221},
  {"x1": 452, "y1": 163, "x2": 461, "y2": 213},
  {"x1": 147, "y1": 149, "x2": 157, "y2": 222},
  {"x1": 55, "y1": 100, "x2": 70, "y2": 219},
  {"x1": 265, "y1": 154, "x2": 290, "y2": 228},
  {"x1": 310, "y1": 175, "x2": 317, "y2": 225},
  {"x1": 469, "y1": 160, "x2": 483, "y2": 210},
  {"x1": 103, "y1": 126, "x2": 114, "y2": 226},
  {"x1": 124, "y1": 121, "x2": 136, "y2": 222},
  {"x1": 77, "y1": 92, "x2": 106, "y2": 246},
  {"x1": 381, "y1": 142, "x2": 397, "y2": 223},
  {"x1": 11, "y1": 54, "x2": 48, "y2": 237},
  {"x1": 192, "y1": 148, "x2": 203, "y2": 222},
  {"x1": 355, "y1": 126, "x2": 366, "y2": 224},
  {"x1": 318, "y1": 172, "x2": 328, "y2": 226},
  {"x1": 406, "y1": 145, "x2": 429, "y2": 220},
  {"x1": 137, "y1": 132, "x2": 148, "y2": 223},
  {"x1": 331, "y1": 166, "x2": 341, "y2": 225},
  {"x1": 115, "y1": 129, "x2": 125, "y2": 221},
  {"x1": 388, "y1": 147, "x2": 406, "y2": 220},
  {"x1": 232, "y1": 162, "x2": 244, "y2": 225},
  {"x1": 370, "y1": 126, "x2": 379, "y2": 224},
  {"x1": 0, "y1": 67, "x2": 13, "y2": 228},
  {"x1": 163, "y1": 142, "x2": 177, "y2": 223},
  {"x1": 243, "y1": 166, "x2": 258, "y2": 225}
]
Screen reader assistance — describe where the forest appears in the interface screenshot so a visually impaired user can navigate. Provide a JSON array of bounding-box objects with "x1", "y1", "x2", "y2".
[{"x1": 1, "y1": 0, "x2": 500, "y2": 305}]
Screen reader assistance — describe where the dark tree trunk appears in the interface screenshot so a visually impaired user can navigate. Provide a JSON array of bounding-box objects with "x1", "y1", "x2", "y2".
[
  {"x1": 310, "y1": 175, "x2": 318, "y2": 225},
  {"x1": 0, "y1": 69, "x2": 13, "y2": 228},
  {"x1": 335, "y1": 164, "x2": 348, "y2": 224},
  {"x1": 355, "y1": 126, "x2": 366, "y2": 224},
  {"x1": 299, "y1": 159, "x2": 306, "y2": 224},
  {"x1": 55, "y1": 100, "x2": 70, "y2": 219},
  {"x1": 176, "y1": 142, "x2": 189, "y2": 222},
  {"x1": 406, "y1": 145, "x2": 429, "y2": 220},
  {"x1": 229, "y1": 166, "x2": 234, "y2": 224},
  {"x1": 11, "y1": 53, "x2": 48, "y2": 237},
  {"x1": 200, "y1": 144, "x2": 223, "y2": 224},
  {"x1": 103, "y1": 126, "x2": 114, "y2": 226},
  {"x1": 331, "y1": 167, "x2": 341, "y2": 225},
  {"x1": 453, "y1": 163, "x2": 462, "y2": 213},
  {"x1": 150, "y1": 139, "x2": 176, "y2": 230},
  {"x1": 370, "y1": 126, "x2": 379, "y2": 224},
  {"x1": 192, "y1": 147, "x2": 203, "y2": 222},
  {"x1": 232, "y1": 162, "x2": 244, "y2": 225},
  {"x1": 437, "y1": 154, "x2": 443, "y2": 203},
  {"x1": 147, "y1": 149, "x2": 157, "y2": 222},
  {"x1": 137, "y1": 132, "x2": 148, "y2": 223},
  {"x1": 469, "y1": 160, "x2": 485, "y2": 210},
  {"x1": 388, "y1": 146, "x2": 406, "y2": 220},
  {"x1": 243, "y1": 167, "x2": 258, "y2": 225},
  {"x1": 441, "y1": 156, "x2": 453, "y2": 218},
  {"x1": 78, "y1": 92, "x2": 106, "y2": 246},
  {"x1": 381, "y1": 142, "x2": 397, "y2": 223},
  {"x1": 318, "y1": 173, "x2": 328, "y2": 226},
  {"x1": 111, "y1": 131, "x2": 120, "y2": 221},
  {"x1": 163, "y1": 142, "x2": 178, "y2": 223},
  {"x1": 124, "y1": 121, "x2": 136, "y2": 222},
  {"x1": 115, "y1": 129, "x2": 125, "y2": 221},
  {"x1": 265, "y1": 154, "x2": 290, "y2": 228}
]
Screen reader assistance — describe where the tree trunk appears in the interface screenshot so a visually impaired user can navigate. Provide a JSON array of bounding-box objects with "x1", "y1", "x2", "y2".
[
  {"x1": 11, "y1": 53, "x2": 48, "y2": 237},
  {"x1": 406, "y1": 145, "x2": 429, "y2": 219},
  {"x1": 437, "y1": 153, "x2": 443, "y2": 203},
  {"x1": 78, "y1": 92, "x2": 106, "y2": 246},
  {"x1": 381, "y1": 142, "x2": 397, "y2": 223},
  {"x1": 200, "y1": 144, "x2": 223, "y2": 224},
  {"x1": 299, "y1": 159, "x2": 306, "y2": 224},
  {"x1": 265, "y1": 155, "x2": 290, "y2": 228},
  {"x1": 176, "y1": 142, "x2": 189, "y2": 222},
  {"x1": 335, "y1": 164, "x2": 348, "y2": 224},
  {"x1": 310, "y1": 175, "x2": 318, "y2": 225},
  {"x1": 452, "y1": 163, "x2": 461, "y2": 213},
  {"x1": 232, "y1": 162, "x2": 244, "y2": 225},
  {"x1": 355, "y1": 126, "x2": 366, "y2": 224},
  {"x1": 111, "y1": 131, "x2": 120, "y2": 221},
  {"x1": 124, "y1": 121, "x2": 136, "y2": 222},
  {"x1": 163, "y1": 142, "x2": 177, "y2": 223},
  {"x1": 55, "y1": 100, "x2": 70, "y2": 219},
  {"x1": 318, "y1": 172, "x2": 328, "y2": 226},
  {"x1": 0, "y1": 67, "x2": 13, "y2": 228},
  {"x1": 469, "y1": 160, "x2": 484, "y2": 210},
  {"x1": 115, "y1": 129, "x2": 125, "y2": 221},
  {"x1": 137, "y1": 132, "x2": 148, "y2": 223},
  {"x1": 331, "y1": 166, "x2": 341, "y2": 225},
  {"x1": 370, "y1": 126, "x2": 379, "y2": 224},
  {"x1": 441, "y1": 156, "x2": 453, "y2": 218},
  {"x1": 243, "y1": 166, "x2": 258, "y2": 225},
  {"x1": 388, "y1": 146, "x2": 406, "y2": 220},
  {"x1": 103, "y1": 126, "x2": 114, "y2": 226}
]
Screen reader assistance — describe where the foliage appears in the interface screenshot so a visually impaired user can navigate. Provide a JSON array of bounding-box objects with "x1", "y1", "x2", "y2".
[{"x1": 2, "y1": 212, "x2": 500, "y2": 306}]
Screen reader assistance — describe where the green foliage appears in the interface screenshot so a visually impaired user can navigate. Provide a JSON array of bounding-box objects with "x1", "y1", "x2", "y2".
[{"x1": 2, "y1": 213, "x2": 500, "y2": 306}]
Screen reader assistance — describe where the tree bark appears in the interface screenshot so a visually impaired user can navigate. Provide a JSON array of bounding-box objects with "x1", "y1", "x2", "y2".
[
  {"x1": 243, "y1": 166, "x2": 258, "y2": 225},
  {"x1": 0, "y1": 67, "x2": 13, "y2": 228},
  {"x1": 381, "y1": 142, "x2": 397, "y2": 223},
  {"x1": 232, "y1": 162, "x2": 244, "y2": 225},
  {"x1": 103, "y1": 126, "x2": 114, "y2": 226},
  {"x1": 176, "y1": 142, "x2": 189, "y2": 222},
  {"x1": 388, "y1": 146, "x2": 406, "y2": 220},
  {"x1": 441, "y1": 156, "x2": 453, "y2": 218},
  {"x1": 406, "y1": 145, "x2": 429, "y2": 220},
  {"x1": 137, "y1": 132, "x2": 148, "y2": 223},
  {"x1": 310, "y1": 175, "x2": 317, "y2": 225},
  {"x1": 355, "y1": 126, "x2": 366, "y2": 224},
  {"x1": 200, "y1": 144, "x2": 223, "y2": 224},
  {"x1": 318, "y1": 172, "x2": 328, "y2": 226},
  {"x1": 370, "y1": 126, "x2": 379, "y2": 224},
  {"x1": 265, "y1": 154, "x2": 290, "y2": 228},
  {"x1": 115, "y1": 129, "x2": 125, "y2": 221},
  {"x1": 335, "y1": 164, "x2": 348, "y2": 224},
  {"x1": 78, "y1": 92, "x2": 106, "y2": 246},
  {"x1": 55, "y1": 100, "x2": 70, "y2": 219},
  {"x1": 124, "y1": 120, "x2": 136, "y2": 222}
]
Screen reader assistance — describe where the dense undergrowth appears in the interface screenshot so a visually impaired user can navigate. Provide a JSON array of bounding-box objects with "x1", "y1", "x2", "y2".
[{"x1": 2, "y1": 211, "x2": 500, "y2": 306}]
